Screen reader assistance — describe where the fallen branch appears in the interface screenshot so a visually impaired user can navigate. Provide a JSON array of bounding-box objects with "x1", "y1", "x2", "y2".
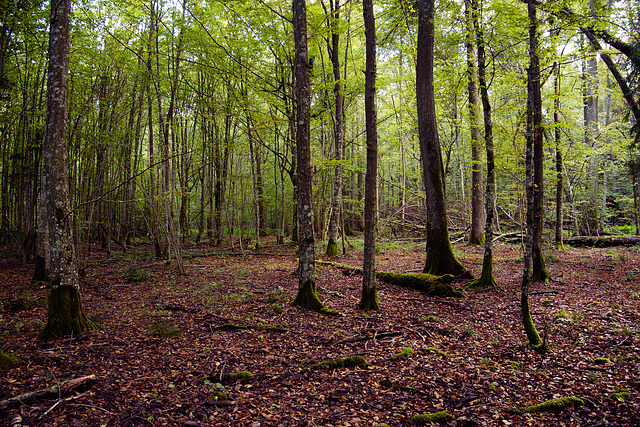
[
  {"x1": 0, "y1": 375, "x2": 96, "y2": 410},
  {"x1": 212, "y1": 323, "x2": 290, "y2": 333},
  {"x1": 565, "y1": 235, "x2": 640, "y2": 248},
  {"x1": 337, "y1": 331, "x2": 402, "y2": 344}
]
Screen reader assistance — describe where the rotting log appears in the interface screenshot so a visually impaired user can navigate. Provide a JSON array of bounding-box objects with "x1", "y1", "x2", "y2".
[
  {"x1": 0, "y1": 375, "x2": 96, "y2": 410},
  {"x1": 565, "y1": 235, "x2": 640, "y2": 248},
  {"x1": 318, "y1": 260, "x2": 464, "y2": 298}
]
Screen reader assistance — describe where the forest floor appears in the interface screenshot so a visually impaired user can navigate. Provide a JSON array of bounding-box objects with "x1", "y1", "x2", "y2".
[{"x1": 1, "y1": 238, "x2": 639, "y2": 426}]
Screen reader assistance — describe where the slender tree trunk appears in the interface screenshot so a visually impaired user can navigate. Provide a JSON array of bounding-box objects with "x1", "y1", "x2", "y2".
[
  {"x1": 33, "y1": 170, "x2": 50, "y2": 283},
  {"x1": 522, "y1": 0, "x2": 547, "y2": 352},
  {"x1": 465, "y1": 0, "x2": 485, "y2": 246},
  {"x1": 417, "y1": 0, "x2": 469, "y2": 278},
  {"x1": 41, "y1": 0, "x2": 93, "y2": 340},
  {"x1": 554, "y1": 62, "x2": 565, "y2": 250},
  {"x1": 528, "y1": 0, "x2": 549, "y2": 284},
  {"x1": 360, "y1": 0, "x2": 380, "y2": 311},
  {"x1": 466, "y1": 0, "x2": 498, "y2": 289},
  {"x1": 291, "y1": 0, "x2": 325, "y2": 311},
  {"x1": 325, "y1": 0, "x2": 345, "y2": 258}
]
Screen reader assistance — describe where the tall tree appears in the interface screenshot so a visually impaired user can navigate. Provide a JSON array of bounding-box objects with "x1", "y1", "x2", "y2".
[
  {"x1": 359, "y1": 0, "x2": 380, "y2": 311},
  {"x1": 464, "y1": 0, "x2": 485, "y2": 246},
  {"x1": 417, "y1": 0, "x2": 469, "y2": 277},
  {"x1": 529, "y1": 0, "x2": 549, "y2": 284},
  {"x1": 324, "y1": 0, "x2": 345, "y2": 258},
  {"x1": 40, "y1": 0, "x2": 94, "y2": 340},
  {"x1": 466, "y1": 0, "x2": 498, "y2": 289},
  {"x1": 553, "y1": 61, "x2": 565, "y2": 251},
  {"x1": 522, "y1": 0, "x2": 547, "y2": 352},
  {"x1": 291, "y1": 0, "x2": 325, "y2": 311}
]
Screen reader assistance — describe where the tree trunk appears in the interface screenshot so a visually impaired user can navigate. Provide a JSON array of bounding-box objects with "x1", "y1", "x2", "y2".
[
  {"x1": 33, "y1": 169, "x2": 50, "y2": 283},
  {"x1": 528, "y1": 0, "x2": 549, "y2": 284},
  {"x1": 325, "y1": 0, "x2": 345, "y2": 258},
  {"x1": 417, "y1": 0, "x2": 468, "y2": 278},
  {"x1": 522, "y1": 0, "x2": 547, "y2": 353},
  {"x1": 360, "y1": 0, "x2": 380, "y2": 311},
  {"x1": 40, "y1": 0, "x2": 93, "y2": 340},
  {"x1": 465, "y1": 0, "x2": 485, "y2": 246},
  {"x1": 553, "y1": 61, "x2": 565, "y2": 250},
  {"x1": 466, "y1": 0, "x2": 498, "y2": 289},
  {"x1": 291, "y1": 0, "x2": 325, "y2": 311}
]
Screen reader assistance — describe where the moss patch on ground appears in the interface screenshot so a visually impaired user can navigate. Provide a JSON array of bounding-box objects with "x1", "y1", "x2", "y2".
[
  {"x1": 409, "y1": 411, "x2": 454, "y2": 424},
  {"x1": 522, "y1": 396, "x2": 584, "y2": 414}
]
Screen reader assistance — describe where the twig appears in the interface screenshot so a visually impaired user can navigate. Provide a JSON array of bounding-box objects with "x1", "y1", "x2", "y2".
[{"x1": 530, "y1": 291, "x2": 559, "y2": 295}]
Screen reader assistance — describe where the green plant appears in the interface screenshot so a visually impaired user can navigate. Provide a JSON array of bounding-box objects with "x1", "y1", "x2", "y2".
[
  {"x1": 125, "y1": 268, "x2": 155, "y2": 283},
  {"x1": 149, "y1": 319, "x2": 182, "y2": 338},
  {"x1": 0, "y1": 350, "x2": 19, "y2": 370},
  {"x1": 422, "y1": 315, "x2": 439, "y2": 322},
  {"x1": 545, "y1": 252, "x2": 559, "y2": 264},
  {"x1": 397, "y1": 346, "x2": 414, "y2": 358}
]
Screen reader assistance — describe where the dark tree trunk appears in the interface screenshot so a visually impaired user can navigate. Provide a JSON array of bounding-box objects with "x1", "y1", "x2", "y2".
[
  {"x1": 40, "y1": 0, "x2": 93, "y2": 340},
  {"x1": 291, "y1": 0, "x2": 325, "y2": 311},
  {"x1": 360, "y1": 0, "x2": 380, "y2": 311},
  {"x1": 553, "y1": 61, "x2": 565, "y2": 250},
  {"x1": 325, "y1": 0, "x2": 345, "y2": 258},
  {"x1": 466, "y1": 0, "x2": 498, "y2": 289},
  {"x1": 522, "y1": 0, "x2": 546, "y2": 352},
  {"x1": 528, "y1": 0, "x2": 549, "y2": 284},
  {"x1": 416, "y1": 0, "x2": 468, "y2": 277},
  {"x1": 465, "y1": 0, "x2": 485, "y2": 246}
]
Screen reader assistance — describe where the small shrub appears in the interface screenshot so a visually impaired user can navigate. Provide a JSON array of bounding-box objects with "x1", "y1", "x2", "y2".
[
  {"x1": 125, "y1": 268, "x2": 155, "y2": 283},
  {"x1": 149, "y1": 319, "x2": 181, "y2": 338}
]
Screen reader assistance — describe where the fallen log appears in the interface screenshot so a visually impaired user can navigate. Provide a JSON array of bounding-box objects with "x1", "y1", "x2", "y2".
[
  {"x1": 0, "y1": 375, "x2": 96, "y2": 410},
  {"x1": 565, "y1": 235, "x2": 640, "y2": 248}
]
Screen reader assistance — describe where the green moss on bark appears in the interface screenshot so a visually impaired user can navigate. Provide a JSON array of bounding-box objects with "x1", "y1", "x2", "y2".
[
  {"x1": 466, "y1": 255, "x2": 499, "y2": 289},
  {"x1": 522, "y1": 396, "x2": 584, "y2": 414},
  {"x1": 521, "y1": 292, "x2": 548, "y2": 353},
  {"x1": 40, "y1": 285, "x2": 96, "y2": 341},
  {"x1": 531, "y1": 250, "x2": 550, "y2": 283},
  {"x1": 359, "y1": 283, "x2": 380, "y2": 311},
  {"x1": 291, "y1": 279, "x2": 326, "y2": 311},
  {"x1": 31, "y1": 254, "x2": 50, "y2": 284},
  {"x1": 377, "y1": 271, "x2": 464, "y2": 297},
  {"x1": 325, "y1": 238, "x2": 339, "y2": 257}
]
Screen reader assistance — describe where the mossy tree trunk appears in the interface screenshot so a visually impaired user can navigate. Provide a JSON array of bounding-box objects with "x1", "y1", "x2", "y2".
[
  {"x1": 325, "y1": 0, "x2": 344, "y2": 258},
  {"x1": 465, "y1": 0, "x2": 485, "y2": 247},
  {"x1": 291, "y1": 0, "x2": 324, "y2": 311},
  {"x1": 359, "y1": 0, "x2": 380, "y2": 311},
  {"x1": 466, "y1": 0, "x2": 498, "y2": 289},
  {"x1": 521, "y1": 0, "x2": 546, "y2": 352},
  {"x1": 416, "y1": 0, "x2": 469, "y2": 278},
  {"x1": 40, "y1": 0, "x2": 93, "y2": 340}
]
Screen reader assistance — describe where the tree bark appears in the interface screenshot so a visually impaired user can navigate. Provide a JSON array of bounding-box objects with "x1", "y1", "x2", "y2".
[
  {"x1": 522, "y1": 0, "x2": 546, "y2": 352},
  {"x1": 466, "y1": 0, "x2": 498, "y2": 289},
  {"x1": 553, "y1": 62, "x2": 565, "y2": 250},
  {"x1": 465, "y1": 0, "x2": 485, "y2": 246},
  {"x1": 291, "y1": 0, "x2": 324, "y2": 311},
  {"x1": 416, "y1": 0, "x2": 468, "y2": 278},
  {"x1": 360, "y1": 0, "x2": 380, "y2": 311},
  {"x1": 528, "y1": 0, "x2": 549, "y2": 284},
  {"x1": 325, "y1": 0, "x2": 345, "y2": 258},
  {"x1": 40, "y1": 0, "x2": 93, "y2": 340}
]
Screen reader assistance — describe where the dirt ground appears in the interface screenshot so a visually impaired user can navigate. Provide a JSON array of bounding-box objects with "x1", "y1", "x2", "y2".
[{"x1": 1, "y1": 239, "x2": 639, "y2": 426}]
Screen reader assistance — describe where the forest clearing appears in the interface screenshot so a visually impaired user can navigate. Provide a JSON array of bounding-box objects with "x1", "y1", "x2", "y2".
[{"x1": 1, "y1": 239, "x2": 639, "y2": 426}]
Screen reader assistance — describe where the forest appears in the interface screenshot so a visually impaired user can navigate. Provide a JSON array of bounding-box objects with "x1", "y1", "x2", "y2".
[{"x1": 1, "y1": 0, "x2": 639, "y2": 425}]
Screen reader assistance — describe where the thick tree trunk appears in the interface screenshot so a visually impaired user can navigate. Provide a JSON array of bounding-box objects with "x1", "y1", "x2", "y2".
[
  {"x1": 40, "y1": 0, "x2": 93, "y2": 340},
  {"x1": 291, "y1": 0, "x2": 324, "y2": 311},
  {"x1": 360, "y1": 0, "x2": 380, "y2": 311},
  {"x1": 417, "y1": 0, "x2": 468, "y2": 278}
]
